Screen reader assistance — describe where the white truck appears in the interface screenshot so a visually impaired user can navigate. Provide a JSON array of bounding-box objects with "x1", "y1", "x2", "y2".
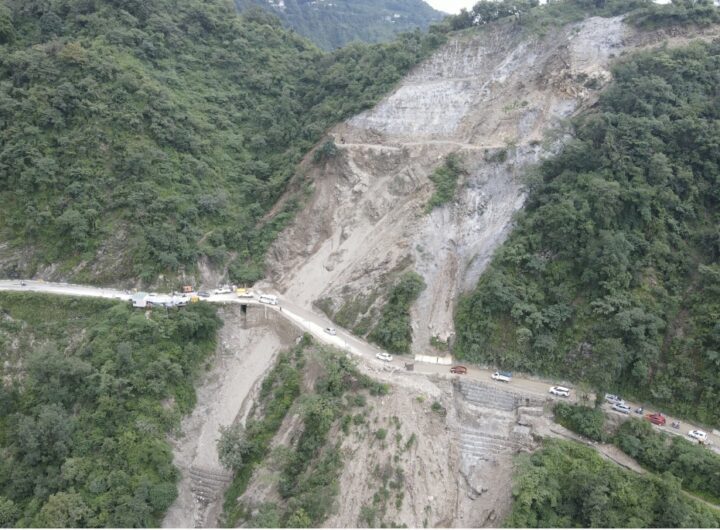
[
  {"x1": 258, "y1": 294, "x2": 278, "y2": 305},
  {"x1": 491, "y1": 370, "x2": 512, "y2": 382}
]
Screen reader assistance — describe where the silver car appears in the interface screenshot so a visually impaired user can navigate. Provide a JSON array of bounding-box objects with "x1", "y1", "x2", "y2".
[{"x1": 612, "y1": 403, "x2": 631, "y2": 414}]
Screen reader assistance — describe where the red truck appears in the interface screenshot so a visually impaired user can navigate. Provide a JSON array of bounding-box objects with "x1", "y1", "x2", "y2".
[{"x1": 645, "y1": 413, "x2": 666, "y2": 426}]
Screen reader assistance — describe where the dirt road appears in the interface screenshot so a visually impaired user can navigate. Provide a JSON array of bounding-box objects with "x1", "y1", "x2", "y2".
[{"x1": 1, "y1": 279, "x2": 718, "y2": 449}]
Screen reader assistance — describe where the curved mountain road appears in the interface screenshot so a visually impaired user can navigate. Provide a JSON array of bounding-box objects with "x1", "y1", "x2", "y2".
[{"x1": 1, "y1": 279, "x2": 718, "y2": 450}]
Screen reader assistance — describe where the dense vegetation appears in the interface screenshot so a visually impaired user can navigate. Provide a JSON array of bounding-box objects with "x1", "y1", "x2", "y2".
[
  {"x1": 0, "y1": 0, "x2": 446, "y2": 285},
  {"x1": 222, "y1": 338, "x2": 388, "y2": 527},
  {"x1": 553, "y1": 402, "x2": 606, "y2": 442},
  {"x1": 629, "y1": 0, "x2": 720, "y2": 29},
  {"x1": 507, "y1": 439, "x2": 720, "y2": 528},
  {"x1": 234, "y1": 0, "x2": 443, "y2": 50},
  {"x1": 455, "y1": 41, "x2": 720, "y2": 424},
  {"x1": 0, "y1": 292, "x2": 220, "y2": 526},
  {"x1": 616, "y1": 419, "x2": 720, "y2": 504},
  {"x1": 550, "y1": 403, "x2": 720, "y2": 505},
  {"x1": 425, "y1": 153, "x2": 465, "y2": 212},
  {"x1": 369, "y1": 271, "x2": 425, "y2": 354}
]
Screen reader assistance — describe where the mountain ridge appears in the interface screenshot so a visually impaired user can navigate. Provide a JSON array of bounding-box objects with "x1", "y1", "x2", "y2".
[{"x1": 234, "y1": 0, "x2": 444, "y2": 50}]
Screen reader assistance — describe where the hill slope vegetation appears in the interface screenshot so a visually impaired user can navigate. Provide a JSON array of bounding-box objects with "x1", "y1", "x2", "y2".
[
  {"x1": 455, "y1": 41, "x2": 720, "y2": 425},
  {"x1": 0, "y1": 293, "x2": 220, "y2": 526},
  {"x1": 0, "y1": 0, "x2": 444, "y2": 285}
]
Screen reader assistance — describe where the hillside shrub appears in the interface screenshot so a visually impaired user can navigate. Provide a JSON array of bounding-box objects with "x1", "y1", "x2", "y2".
[
  {"x1": 553, "y1": 402, "x2": 607, "y2": 442},
  {"x1": 369, "y1": 271, "x2": 426, "y2": 354},
  {"x1": 426, "y1": 153, "x2": 466, "y2": 211}
]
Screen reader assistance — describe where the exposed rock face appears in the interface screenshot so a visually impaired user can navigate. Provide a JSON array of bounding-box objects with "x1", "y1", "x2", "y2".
[{"x1": 264, "y1": 16, "x2": 629, "y2": 353}]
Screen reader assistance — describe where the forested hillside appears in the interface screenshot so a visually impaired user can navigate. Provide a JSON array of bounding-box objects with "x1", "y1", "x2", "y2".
[
  {"x1": 455, "y1": 41, "x2": 720, "y2": 425},
  {"x1": 0, "y1": 293, "x2": 220, "y2": 526},
  {"x1": 0, "y1": 0, "x2": 445, "y2": 285},
  {"x1": 508, "y1": 440, "x2": 720, "y2": 527},
  {"x1": 234, "y1": 0, "x2": 443, "y2": 50}
]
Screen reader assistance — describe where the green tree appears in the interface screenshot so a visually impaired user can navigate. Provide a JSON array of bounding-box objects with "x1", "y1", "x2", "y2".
[
  {"x1": 0, "y1": 4, "x2": 14, "y2": 44},
  {"x1": 33, "y1": 492, "x2": 92, "y2": 527},
  {"x1": 217, "y1": 424, "x2": 250, "y2": 471}
]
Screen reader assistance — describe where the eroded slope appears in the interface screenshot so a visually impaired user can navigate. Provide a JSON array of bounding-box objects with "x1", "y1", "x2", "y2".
[{"x1": 264, "y1": 16, "x2": 628, "y2": 353}]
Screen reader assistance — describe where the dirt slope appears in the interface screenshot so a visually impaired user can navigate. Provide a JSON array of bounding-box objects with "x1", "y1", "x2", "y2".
[{"x1": 263, "y1": 16, "x2": 627, "y2": 353}]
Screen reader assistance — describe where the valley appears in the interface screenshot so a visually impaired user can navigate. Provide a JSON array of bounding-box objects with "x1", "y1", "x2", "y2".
[{"x1": 1, "y1": 0, "x2": 720, "y2": 527}]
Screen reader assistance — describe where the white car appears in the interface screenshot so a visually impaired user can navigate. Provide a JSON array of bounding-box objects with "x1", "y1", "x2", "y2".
[
  {"x1": 213, "y1": 286, "x2": 233, "y2": 295},
  {"x1": 688, "y1": 429, "x2": 708, "y2": 443},
  {"x1": 375, "y1": 352, "x2": 393, "y2": 362},
  {"x1": 612, "y1": 403, "x2": 631, "y2": 414},
  {"x1": 549, "y1": 386, "x2": 570, "y2": 397},
  {"x1": 324, "y1": 327, "x2": 336, "y2": 336},
  {"x1": 605, "y1": 393, "x2": 624, "y2": 405}
]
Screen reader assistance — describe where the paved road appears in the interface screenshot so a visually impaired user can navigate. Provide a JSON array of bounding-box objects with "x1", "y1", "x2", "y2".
[{"x1": 1, "y1": 279, "x2": 718, "y2": 449}]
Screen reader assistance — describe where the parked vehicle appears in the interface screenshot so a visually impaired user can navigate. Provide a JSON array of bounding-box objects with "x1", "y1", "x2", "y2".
[
  {"x1": 213, "y1": 285, "x2": 233, "y2": 295},
  {"x1": 645, "y1": 413, "x2": 666, "y2": 426},
  {"x1": 450, "y1": 365, "x2": 468, "y2": 374},
  {"x1": 197, "y1": 291, "x2": 210, "y2": 298},
  {"x1": 236, "y1": 288, "x2": 254, "y2": 298},
  {"x1": 376, "y1": 352, "x2": 393, "y2": 362},
  {"x1": 549, "y1": 386, "x2": 570, "y2": 397},
  {"x1": 604, "y1": 394, "x2": 624, "y2": 405},
  {"x1": 258, "y1": 294, "x2": 278, "y2": 305},
  {"x1": 689, "y1": 429, "x2": 708, "y2": 443},
  {"x1": 324, "y1": 327, "x2": 336, "y2": 335},
  {"x1": 491, "y1": 370, "x2": 512, "y2": 382},
  {"x1": 612, "y1": 402, "x2": 632, "y2": 414}
]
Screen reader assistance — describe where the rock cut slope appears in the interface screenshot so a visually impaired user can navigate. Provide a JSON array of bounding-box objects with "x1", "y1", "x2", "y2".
[{"x1": 264, "y1": 16, "x2": 631, "y2": 353}]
